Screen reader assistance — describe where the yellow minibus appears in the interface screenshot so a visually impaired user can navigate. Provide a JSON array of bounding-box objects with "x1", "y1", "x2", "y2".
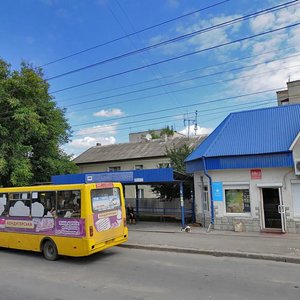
[{"x1": 0, "y1": 182, "x2": 128, "y2": 260}]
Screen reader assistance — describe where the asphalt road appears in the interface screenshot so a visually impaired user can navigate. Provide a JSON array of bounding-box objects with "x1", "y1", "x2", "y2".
[{"x1": 0, "y1": 247, "x2": 300, "y2": 300}]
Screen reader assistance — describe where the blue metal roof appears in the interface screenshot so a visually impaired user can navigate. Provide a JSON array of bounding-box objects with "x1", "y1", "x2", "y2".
[
  {"x1": 186, "y1": 153, "x2": 293, "y2": 173},
  {"x1": 186, "y1": 104, "x2": 300, "y2": 162}
]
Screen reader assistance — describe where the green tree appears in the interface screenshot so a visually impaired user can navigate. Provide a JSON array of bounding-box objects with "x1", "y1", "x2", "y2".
[
  {"x1": 160, "y1": 126, "x2": 174, "y2": 137},
  {"x1": 152, "y1": 143, "x2": 194, "y2": 200},
  {"x1": 0, "y1": 59, "x2": 78, "y2": 187}
]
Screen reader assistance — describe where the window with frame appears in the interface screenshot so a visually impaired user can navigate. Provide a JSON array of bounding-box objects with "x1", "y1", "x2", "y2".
[
  {"x1": 135, "y1": 164, "x2": 143, "y2": 170},
  {"x1": 203, "y1": 186, "x2": 209, "y2": 211},
  {"x1": 108, "y1": 166, "x2": 121, "y2": 172},
  {"x1": 31, "y1": 191, "x2": 56, "y2": 218},
  {"x1": 8, "y1": 192, "x2": 31, "y2": 217},
  {"x1": 225, "y1": 188, "x2": 250, "y2": 213},
  {"x1": 0, "y1": 193, "x2": 9, "y2": 216},
  {"x1": 57, "y1": 190, "x2": 81, "y2": 218},
  {"x1": 158, "y1": 162, "x2": 171, "y2": 168}
]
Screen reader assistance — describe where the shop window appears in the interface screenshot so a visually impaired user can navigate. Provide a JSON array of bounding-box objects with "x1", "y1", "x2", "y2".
[{"x1": 225, "y1": 189, "x2": 250, "y2": 213}]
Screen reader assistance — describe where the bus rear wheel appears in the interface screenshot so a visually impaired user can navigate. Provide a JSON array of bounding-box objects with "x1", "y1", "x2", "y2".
[{"x1": 43, "y1": 240, "x2": 58, "y2": 261}]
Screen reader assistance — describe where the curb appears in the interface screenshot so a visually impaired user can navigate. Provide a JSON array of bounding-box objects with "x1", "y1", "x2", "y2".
[{"x1": 118, "y1": 243, "x2": 300, "y2": 264}]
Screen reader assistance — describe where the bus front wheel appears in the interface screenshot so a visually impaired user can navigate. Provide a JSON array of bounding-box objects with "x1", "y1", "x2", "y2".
[{"x1": 42, "y1": 240, "x2": 58, "y2": 261}]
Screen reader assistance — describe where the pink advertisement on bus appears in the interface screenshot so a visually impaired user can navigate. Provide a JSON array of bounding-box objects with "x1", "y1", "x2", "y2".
[{"x1": 0, "y1": 217, "x2": 85, "y2": 237}]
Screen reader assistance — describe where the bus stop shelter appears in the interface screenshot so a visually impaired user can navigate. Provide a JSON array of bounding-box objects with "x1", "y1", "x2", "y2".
[{"x1": 51, "y1": 168, "x2": 194, "y2": 228}]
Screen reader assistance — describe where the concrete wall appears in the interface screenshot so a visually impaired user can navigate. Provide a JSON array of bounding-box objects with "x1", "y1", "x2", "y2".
[
  {"x1": 277, "y1": 80, "x2": 300, "y2": 105},
  {"x1": 287, "y1": 80, "x2": 300, "y2": 104},
  {"x1": 194, "y1": 167, "x2": 300, "y2": 233},
  {"x1": 77, "y1": 157, "x2": 171, "y2": 198}
]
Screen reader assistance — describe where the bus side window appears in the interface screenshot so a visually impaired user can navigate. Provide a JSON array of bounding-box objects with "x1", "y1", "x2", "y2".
[
  {"x1": 8, "y1": 192, "x2": 31, "y2": 217},
  {"x1": 57, "y1": 190, "x2": 81, "y2": 218},
  {"x1": 31, "y1": 191, "x2": 56, "y2": 218},
  {"x1": 0, "y1": 193, "x2": 9, "y2": 216}
]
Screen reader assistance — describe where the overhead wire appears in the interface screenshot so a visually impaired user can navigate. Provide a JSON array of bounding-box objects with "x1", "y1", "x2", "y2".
[
  {"x1": 70, "y1": 98, "x2": 276, "y2": 138},
  {"x1": 62, "y1": 52, "x2": 300, "y2": 109},
  {"x1": 47, "y1": 0, "x2": 300, "y2": 83},
  {"x1": 70, "y1": 88, "x2": 283, "y2": 128},
  {"x1": 58, "y1": 45, "x2": 297, "y2": 103},
  {"x1": 39, "y1": 0, "x2": 230, "y2": 67},
  {"x1": 50, "y1": 21, "x2": 300, "y2": 94}
]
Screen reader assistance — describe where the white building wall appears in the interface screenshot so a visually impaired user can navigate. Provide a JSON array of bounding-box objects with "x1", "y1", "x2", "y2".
[{"x1": 194, "y1": 167, "x2": 300, "y2": 233}]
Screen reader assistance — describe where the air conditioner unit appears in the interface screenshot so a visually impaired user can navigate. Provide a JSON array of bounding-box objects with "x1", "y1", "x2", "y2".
[{"x1": 294, "y1": 159, "x2": 300, "y2": 175}]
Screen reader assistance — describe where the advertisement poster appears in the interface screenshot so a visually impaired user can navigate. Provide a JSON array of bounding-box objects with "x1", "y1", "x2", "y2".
[
  {"x1": 94, "y1": 209, "x2": 122, "y2": 232},
  {"x1": 212, "y1": 182, "x2": 223, "y2": 201},
  {"x1": 225, "y1": 189, "x2": 250, "y2": 213},
  {"x1": 0, "y1": 217, "x2": 85, "y2": 237}
]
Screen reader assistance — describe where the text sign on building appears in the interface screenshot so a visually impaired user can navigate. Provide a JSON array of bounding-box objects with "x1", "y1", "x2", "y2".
[
  {"x1": 251, "y1": 169, "x2": 262, "y2": 180},
  {"x1": 212, "y1": 182, "x2": 223, "y2": 201},
  {"x1": 85, "y1": 172, "x2": 134, "y2": 183}
]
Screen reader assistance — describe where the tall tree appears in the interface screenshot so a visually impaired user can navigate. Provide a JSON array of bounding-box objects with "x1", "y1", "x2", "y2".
[
  {"x1": 0, "y1": 59, "x2": 78, "y2": 187},
  {"x1": 152, "y1": 143, "x2": 194, "y2": 200}
]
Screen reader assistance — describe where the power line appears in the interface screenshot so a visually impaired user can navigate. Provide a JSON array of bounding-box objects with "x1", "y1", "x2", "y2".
[
  {"x1": 50, "y1": 21, "x2": 300, "y2": 94},
  {"x1": 39, "y1": 0, "x2": 230, "y2": 67},
  {"x1": 63, "y1": 52, "x2": 300, "y2": 109},
  {"x1": 70, "y1": 88, "x2": 283, "y2": 128},
  {"x1": 47, "y1": 0, "x2": 300, "y2": 83},
  {"x1": 109, "y1": 0, "x2": 181, "y2": 112},
  {"x1": 1, "y1": 58, "x2": 299, "y2": 120},
  {"x1": 70, "y1": 99, "x2": 276, "y2": 137},
  {"x1": 65, "y1": 62, "x2": 300, "y2": 115},
  {"x1": 59, "y1": 45, "x2": 297, "y2": 103}
]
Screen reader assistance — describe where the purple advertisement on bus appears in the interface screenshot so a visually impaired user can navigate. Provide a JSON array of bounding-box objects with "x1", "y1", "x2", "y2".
[{"x1": 0, "y1": 216, "x2": 85, "y2": 237}]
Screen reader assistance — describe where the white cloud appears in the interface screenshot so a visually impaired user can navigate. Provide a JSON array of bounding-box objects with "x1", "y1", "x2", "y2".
[
  {"x1": 93, "y1": 108, "x2": 124, "y2": 117},
  {"x1": 149, "y1": 14, "x2": 242, "y2": 57},
  {"x1": 250, "y1": 13, "x2": 276, "y2": 33},
  {"x1": 167, "y1": 0, "x2": 179, "y2": 9},
  {"x1": 78, "y1": 123, "x2": 117, "y2": 135},
  {"x1": 70, "y1": 136, "x2": 116, "y2": 150},
  {"x1": 250, "y1": 4, "x2": 300, "y2": 34},
  {"x1": 179, "y1": 125, "x2": 212, "y2": 136},
  {"x1": 64, "y1": 123, "x2": 118, "y2": 157},
  {"x1": 224, "y1": 5, "x2": 300, "y2": 96}
]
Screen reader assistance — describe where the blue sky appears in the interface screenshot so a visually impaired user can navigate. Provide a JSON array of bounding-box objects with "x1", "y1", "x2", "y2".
[{"x1": 1, "y1": 0, "x2": 300, "y2": 157}]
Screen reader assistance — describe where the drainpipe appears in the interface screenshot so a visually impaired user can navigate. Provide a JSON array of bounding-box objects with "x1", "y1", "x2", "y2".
[{"x1": 202, "y1": 157, "x2": 214, "y2": 231}]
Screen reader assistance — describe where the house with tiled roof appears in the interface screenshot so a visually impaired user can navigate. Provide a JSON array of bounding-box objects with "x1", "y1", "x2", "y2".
[{"x1": 185, "y1": 104, "x2": 300, "y2": 233}]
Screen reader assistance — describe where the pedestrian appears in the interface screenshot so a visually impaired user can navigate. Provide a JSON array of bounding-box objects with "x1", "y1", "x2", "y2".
[{"x1": 126, "y1": 203, "x2": 136, "y2": 224}]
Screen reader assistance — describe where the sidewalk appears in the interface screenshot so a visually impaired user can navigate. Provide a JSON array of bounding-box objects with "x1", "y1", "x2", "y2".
[{"x1": 120, "y1": 222, "x2": 300, "y2": 264}]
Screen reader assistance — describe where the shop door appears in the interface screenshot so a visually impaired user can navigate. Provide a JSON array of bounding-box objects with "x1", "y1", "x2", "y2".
[{"x1": 262, "y1": 188, "x2": 285, "y2": 231}]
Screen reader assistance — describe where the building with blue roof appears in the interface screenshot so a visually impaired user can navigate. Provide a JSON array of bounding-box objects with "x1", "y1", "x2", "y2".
[{"x1": 185, "y1": 104, "x2": 300, "y2": 233}]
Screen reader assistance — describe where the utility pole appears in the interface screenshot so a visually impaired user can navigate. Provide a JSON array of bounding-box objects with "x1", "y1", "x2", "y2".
[
  {"x1": 194, "y1": 110, "x2": 198, "y2": 136},
  {"x1": 184, "y1": 111, "x2": 198, "y2": 138}
]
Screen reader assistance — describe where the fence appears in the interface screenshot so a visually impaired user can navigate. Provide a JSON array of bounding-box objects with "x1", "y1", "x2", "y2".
[{"x1": 125, "y1": 197, "x2": 194, "y2": 221}]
